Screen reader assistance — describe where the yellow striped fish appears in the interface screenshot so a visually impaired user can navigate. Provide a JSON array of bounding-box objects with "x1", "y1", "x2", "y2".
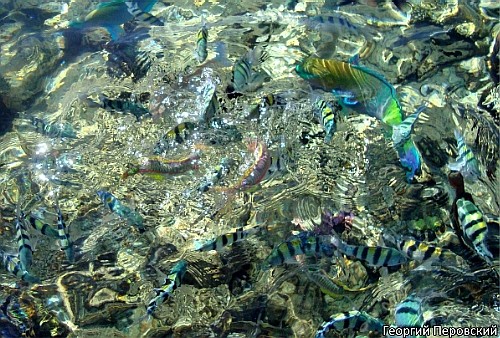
[{"x1": 457, "y1": 198, "x2": 493, "y2": 264}]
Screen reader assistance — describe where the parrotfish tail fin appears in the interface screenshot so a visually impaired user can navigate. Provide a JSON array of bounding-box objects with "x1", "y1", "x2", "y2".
[
  {"x1": 453, "y1": 128, "x2": 462, "y2": 141},
  {"x1": 348, "y1": 54, "x2": 360, "y2": 65},
  {"x1": 22, "y1": 271, "x2": 41, "y2": 284}
]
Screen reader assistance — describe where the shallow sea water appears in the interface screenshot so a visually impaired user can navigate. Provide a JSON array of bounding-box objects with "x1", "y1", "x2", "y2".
[{"x1": 0, "y1": 0, "x2": 499, "y2": 337}]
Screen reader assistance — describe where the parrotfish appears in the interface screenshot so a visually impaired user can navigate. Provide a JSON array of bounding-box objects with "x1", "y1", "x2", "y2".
[
  {"x1": 54, "y1": 204, "x2": 74, "y2": 263},
  {"x1": 193, "y1": 225, "x2": 260, "y2": 252},
  {"x1": 123, "y1": 153, "x2": 199, "y2": 179},
  {"x1": 231, "y1": 140, "x2": 271, "y2": 192},
  {"x1": 391, "y1": 105, "x2": 426, "y2": 147},
  {"x1": 1, "y1": 251, "x2": 40, "y2": 283},
  {"x1": 262, "y1": 232, "x2": 334, "y2": 270},
  {"x1": 315, "y1": 311, "x2": 384, "y2": 338},
  {"x1": 456, "y1": 198, "x2": 493, "y2": 264},
  {"x1": 69, "y1": 0, "x2": 162, "y2": 40},
  {"x1": 97, "y1": 190, "x2": 145, "y2": 232},
  {"x1": 448, "y1": 129, "x2": 480, "y2": 181},
  {"x1": 295, "y1": 57, "x2": 403, "y2": 126},
  {"x1": 331, "y1": 235, "x2": 407, "y2": 267},
  {"x1": 146, "y1": 260, "x2": 187, "y2": 316},
  {"x1": 394, "y1": 138, "x2": 422, "y2": 182}
]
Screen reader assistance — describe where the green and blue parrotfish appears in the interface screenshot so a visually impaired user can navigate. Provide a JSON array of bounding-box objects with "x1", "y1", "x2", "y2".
[
  {"x1": 456, "y1": 198, "x2": 493, "y2": 264},
  {"x1": 448, "y1": 129, "x2": 480, "y2": 181},
  {"x1": 295, "y1": 57, "x2": 403, "y2": 126},
  {"x1": 395, "y1": 138, "x2": 422, "y2": 182},
  {"x1": 146, "y1": 260, "x2": 187, "y2": 316},
  {"x1": 331, "y1": 235, "x2": 407, "y2": 267},
  {"x1": 97, "y1": 190, "x2": 145, "y2": 232},
  {"x1": 69, "y1": 0, "x2": 162, "y2": 40},
  {"x1": 315, "y1": 311, "x2": 385, "y2": 338}
]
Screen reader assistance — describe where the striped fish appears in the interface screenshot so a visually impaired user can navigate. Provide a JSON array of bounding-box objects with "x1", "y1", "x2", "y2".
[
  {"x1": 125, "y1": 1, "x2": 164, "y2": 26},
  {"x1": 448, "y1": 130, "x2": 480, "y2": 181},
  {"x1": 296, "y1": 57, "x2": 403, "y2": 126},
  {"x1": 193, "y1": 226, "x2": 260, "y2": 252},
  {"x1": 201, "y1": 83, "x2": 221, "y2": 124},
  {"x1": 195, "y1": 23, "x2": 208, "y2": 63},
  {"x1": 456, "y1": 198, "x2": 493, "y2": 264},
  {"x1": 69, "y1": 0, "x2": 161, "y2": 40},
  {"x1": 395, "y1": 294, "x2": 424, "y2": 329},
  {"x1": 31, "y1": 117, "x2": 77, "y2": 139},
  {"x1": 391, "y1": 105, "x2": 426, "y2": 147},
  {"x1": 97, "y1": 190, "x2": 145, "y2": 232},
  {"x1": 397, "y1": 237, "x2": 461, "y2": 264},
  {"x1": 154, "y1": 121, "x2": 197, "y2": 155},
  {"x1": 262, "y1": 232, "x2": 334, "y2": 270},
  {"x1": 15, "y1": 210, "x2": 33, "y2": 272},
  {"x1": 315, "y1": 311, "x2": 384, "y2": 338},
  {"x1": 55, "y1": 205, "x2": 74, "y2": 263},
  {"x1": 313, "y1": 98, "x2": 338, "y2": 143},
  {"x1": 1, "y1": 252, "x2": 40, "y2": 283},
  {"x1": 305, "y1": 268, "x2": 343, "y2": 299},
  {"x1": 28, "y1": 214, "x2": 59, "y2": 238},
  {"x1": 146, "y1": 260, "x2": 187, "y2": 316},
  {"x1": 331, "y1": 236, "x2": 407, "y2": 267},
  {"x1": 231, "y1": 47, "x2": 270, "y2": 93}
]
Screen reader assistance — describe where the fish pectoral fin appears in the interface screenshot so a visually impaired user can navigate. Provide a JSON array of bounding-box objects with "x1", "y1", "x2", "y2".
[
  {"x1": 448, "y1": 158, "x2": 465, "y2": 172},
  {"x1": 342, "y1": 97, "x2": 358, "y2": 105},
  {"x1": 105, "y1": 25, "x2": 125, "y2": 40}
]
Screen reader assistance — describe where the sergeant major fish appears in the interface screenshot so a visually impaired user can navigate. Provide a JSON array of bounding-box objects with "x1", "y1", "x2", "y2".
[
  {"x1": 198, "y1": 157, "x2": 232, "y2": 192},
  {"x1": 448, "y1": 129, "x2": 481, "y2": 181},
  {"x1": 146, "y1": 260, "x2": 187, "y2": 316},
  {"x1": 331, "y1": 235, "x2": 408, "y2": 267},
  {"x1": 313, "y1": 98, "x2": 339, "y2": 143},
  {"x1": 262, "y1": 232, "x2": 334, "y2": 270},
  {"x1": 15, "y1": 209, "x2": 33, "y2": 272},
  {"x1": 456, "y1": 198, "x2": 493, "y2": 264},
  {"x1": 154, "y1": 121, "x2": 198, "y2": 155},
  {"x1": 193, "y1": 225, "x2": 260, "y2": 252},
  {"x1": 97, "y1": 190, "x2": 145, "y2": 232},
  {"x1": 195, "y1": 20, "x2": 208, "y2": 64},
  {"x1": 54, "y1": 204, "x2": 74, "y2": 263},
  {"x1": 391, "y1": 105, "x2": 426, "y2": 147},
  {"x1": 1, "y1": 251, "x2": 40, "y2": 284}
]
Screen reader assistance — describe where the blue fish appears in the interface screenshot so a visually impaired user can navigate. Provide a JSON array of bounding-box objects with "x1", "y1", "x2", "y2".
[
  {"x1": 97, "y1": 190, "x2": 145, "y2": 232},
  {"x1": 395, "y1": 138, "x2": 422, "y2": 182},
  {"x1": 69, "y1": 0, "x2": 162, "y2": 40}
]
